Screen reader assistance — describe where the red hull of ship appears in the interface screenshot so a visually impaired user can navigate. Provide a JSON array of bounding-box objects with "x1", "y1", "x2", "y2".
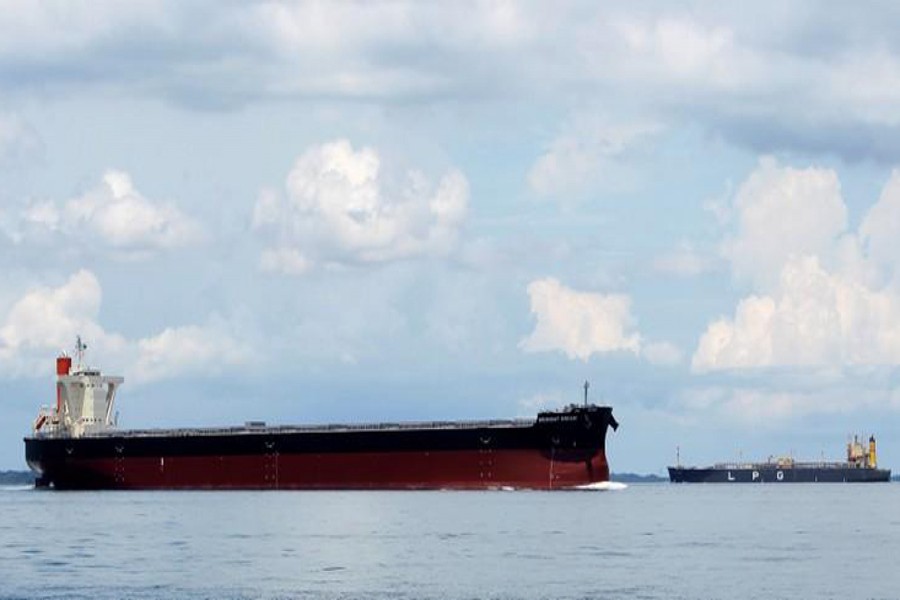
[{"x1": 44, "y1": 449, "x2": 610, "y2": 490}]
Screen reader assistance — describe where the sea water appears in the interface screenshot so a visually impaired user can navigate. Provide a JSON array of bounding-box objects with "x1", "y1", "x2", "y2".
[{"x1": 0, "y1": 483, "x2": 897, "y2": 600}]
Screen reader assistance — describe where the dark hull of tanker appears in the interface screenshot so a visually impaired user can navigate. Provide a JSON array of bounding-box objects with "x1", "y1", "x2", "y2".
[
  {"x1": 668, "y1": 466, "x2": 891, "y2": 483},
  {"x1": 25, "y1": 406, "x2": 616, "y2": 490}
]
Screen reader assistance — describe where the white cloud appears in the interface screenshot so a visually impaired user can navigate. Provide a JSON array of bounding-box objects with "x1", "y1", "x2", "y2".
[
  {"x1": 134, "y1": 322, "x2": 253, "y2": 383},
  {"x1": 527, "y1": 116, "x2": 660, "y2": 198},
  {"x1": 614, "y1": 17, "x2": 739, "y2": 85},
  {"x1": 5, "y1": 5, "x2": 900, "y2": 161},
  {"x1": 3, "y1": 170, "x2": 204, "y2": 256},
  {"x1": 0, "y1": 270, "x2": 250, "y2": 382},
  {"x1": 1, "y1": 199, "x2": 60, "y2": 245},
  {"x1": 520, "y1": 278, "x2": 640, "y2": 361},
  {"x1": 253, "y1": 139, "x2": 468, "y2": 274},
  {"x1": 520, "y1": 277, "x2": 682, "y2": 365},
  {"x1": 724, "y1": 157, "x2": 846, "y2": 291},
  {"x1": 694, "y1": 295, "x2": 775, "y2": 371},
  {"x1": 694, "y1": 160, "x2": 900, "y2": 372},
  {"x1": 695, "y1": 255, "x2": 900, "y2": 371},
  {"x1": 0, "y1": 3, "x2": 536, "y2": 106},
  {"x1": 858, "y1": 169, "x2": 900, "y2": 280},
  {"x1": 66, "y1": 171, "x2": 204, "y2": 251},
  {"x1": 0, "y1": 270, "x2": 127, "y2": 376}
]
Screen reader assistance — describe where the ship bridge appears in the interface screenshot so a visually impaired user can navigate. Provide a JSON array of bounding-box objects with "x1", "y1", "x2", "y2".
[{"x1": 32, "y1": 337, "x2": 123, "y2": 439}]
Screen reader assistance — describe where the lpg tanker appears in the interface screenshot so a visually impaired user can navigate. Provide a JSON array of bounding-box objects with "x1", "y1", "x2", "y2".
[
  {"x1": 668, "y1": 437, "x2": 891, "y2": 483},
  {"x1": 24, "y1": 339, "x2": 618, "y2": 490}
]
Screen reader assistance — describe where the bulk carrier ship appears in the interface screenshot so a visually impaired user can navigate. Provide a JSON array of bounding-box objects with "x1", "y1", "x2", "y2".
[
  {"x1": 24, "y1": 340, "x2": 618, "y2": 490},
  {"x1": 668, "y1": 438, "x2": 891, "y2": 483}
]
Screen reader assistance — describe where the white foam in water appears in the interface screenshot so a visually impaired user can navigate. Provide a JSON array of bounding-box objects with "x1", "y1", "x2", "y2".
[
  {"x1": 572, "y1": 481, "x2": 628, "y2": 491},
  {"x1": 0, "y1": 485, "x2": 34, "y2": 492}
]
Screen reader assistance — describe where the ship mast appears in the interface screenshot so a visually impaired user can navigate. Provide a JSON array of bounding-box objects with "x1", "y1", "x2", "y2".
[
  {"x1": 583, "y1": 380, "x2": 589, "y2": 407},
  {"x1": 75, "y1": 335, "x2": 87, "y2": 372}
]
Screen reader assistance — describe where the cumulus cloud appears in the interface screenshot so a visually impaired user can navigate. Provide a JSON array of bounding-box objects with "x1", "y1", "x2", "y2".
[
  {"x1": 133, "y1": 322, "x2": 253, "y2": 383},
  {"x1": 0, "y1": 270, "x2": 250, "y2": 382},
  {"x1": 520, "y1": 278, "x2": 684, "y2": 364},
  {"x1": 253, "y1": 139, "x2": 468, "y2": 273},
  {"x1": 527, "y1": 116, "x2": 660, "y2": 198},
  {"x1": 723, "y1": 157, "x2": 846, "y2": 291},
  {"x1": 520, "y1": 278, "x2": 683, "y2": 364},
  {"x1": 694, "y1": 256, "x2": 900, "y2": 370},
  {"x1": 3, "y1": 170, "x2": 204, "y2": 256},
  {"x1": 0, "y1": 270, "x2": 126, "y2": 376},
  {"x1": 520, "y1": 278, "x2": 640, "y2": 361},
  {"x1": 858, "y1": 169, "x2": 900, "y2": 282},
  {"x1": 693, "y1": 160, "x2": 900, "y2": 372},
  {"x1": 66, "y1": 171, "x2": 205, "y2": 251}
]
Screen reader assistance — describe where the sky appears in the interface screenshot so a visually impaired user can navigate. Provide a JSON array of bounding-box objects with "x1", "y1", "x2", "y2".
[{"x1": 3, "y1": 1, "x2": 900, "y2": 473}]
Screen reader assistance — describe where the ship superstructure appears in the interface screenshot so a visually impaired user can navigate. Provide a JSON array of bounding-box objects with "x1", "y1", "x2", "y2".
[
  {"x1": 25, "y1": 340, "x2": 618, "y2": 490},
  {"x1": 32, "y1": 337, "x2": 123, "y2": 439}
]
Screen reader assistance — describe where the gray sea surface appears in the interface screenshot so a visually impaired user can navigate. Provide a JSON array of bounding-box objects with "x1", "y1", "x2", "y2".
[{"x1": 1, "y1": 483, "x2": 898, "y2": 600}]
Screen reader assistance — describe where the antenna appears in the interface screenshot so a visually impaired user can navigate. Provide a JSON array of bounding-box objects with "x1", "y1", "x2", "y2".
[
  {"x1": 75, "y1": 335, "x2": 87, "y2": 370},
  {"x1": 583, "y1": 380, "x2": 590, "y2": 407}
]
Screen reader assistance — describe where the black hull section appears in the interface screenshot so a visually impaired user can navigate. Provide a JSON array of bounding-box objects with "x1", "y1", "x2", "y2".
[
  {"x1": 669, "y1": 466, "x2": 891, "y2": 483},
  {"x1": 25, "y1": 405, "x2": 617, "y2": 490}
]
